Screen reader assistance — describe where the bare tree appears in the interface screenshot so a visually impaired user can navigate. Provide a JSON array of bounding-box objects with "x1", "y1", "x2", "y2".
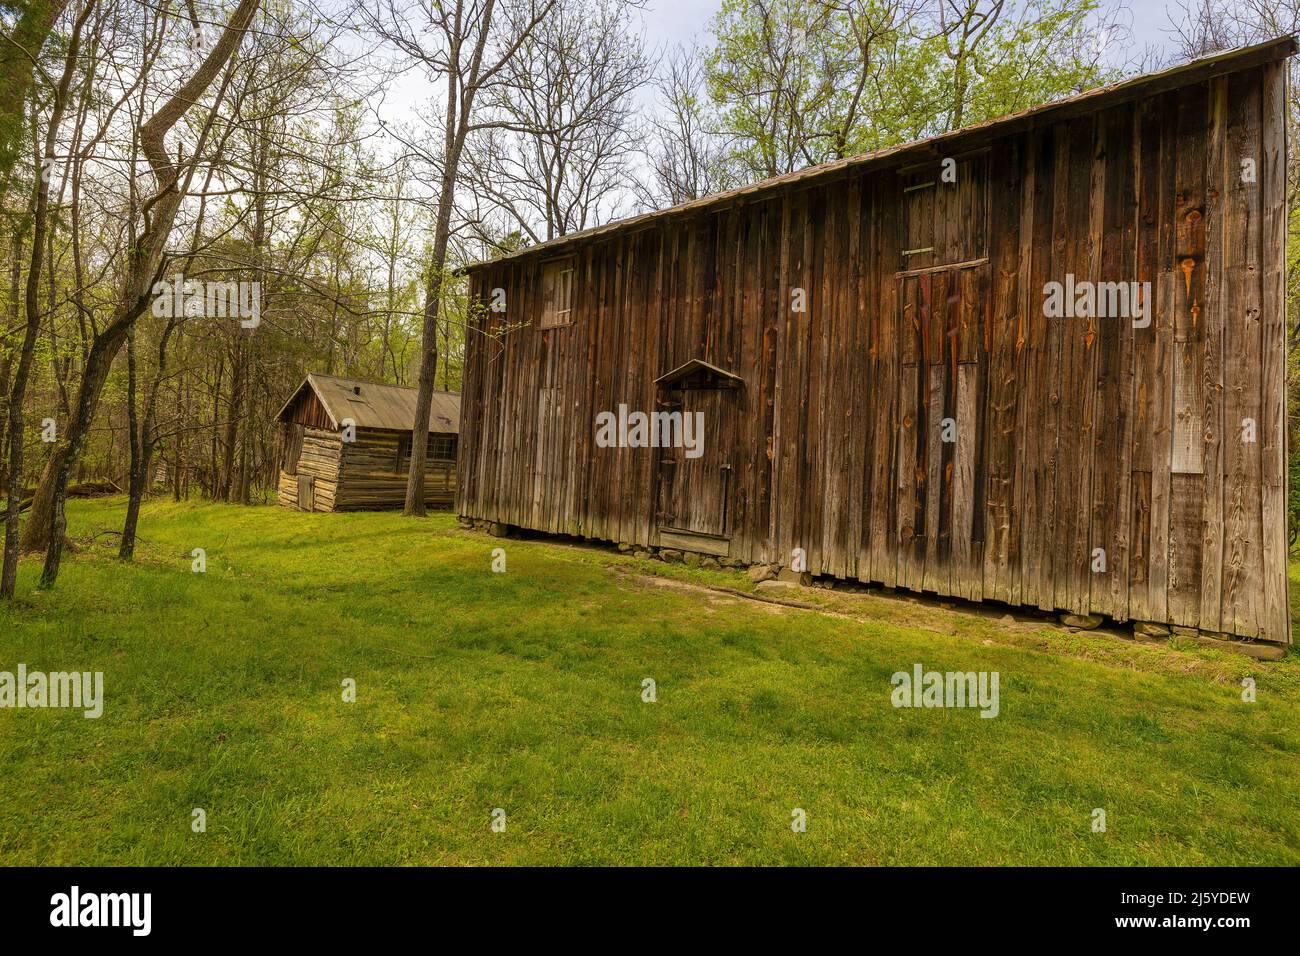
[
  {"x1": 465, "y1": 0, "x2": 650, "y2": 244},
  {"x1": 1168, "y1": 0, "x2": 1241, "y2": 58},
  {"x1": 357, "y1": 0, "x2": 556, "y2": 516},
  {"x1": 26, "y1": 0, "x2": 262, "y2": 588},
  {"x1": 377, "y1": 156, "x2": 418, "y2": 382},
  {"x1": 0, "y1": 0, "x2": 94, "y2": 598},
  {"x1": 634, "y1": 45, "x2": 736, "y2": 209}
]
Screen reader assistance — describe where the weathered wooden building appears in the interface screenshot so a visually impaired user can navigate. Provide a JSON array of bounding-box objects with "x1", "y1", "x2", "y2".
[
  {"x1": 458, "y1": 39, "x2": 1293, "y2": 644},
  {"x1": 275, "y1": 374, "x2": 460, "y2": 512}
]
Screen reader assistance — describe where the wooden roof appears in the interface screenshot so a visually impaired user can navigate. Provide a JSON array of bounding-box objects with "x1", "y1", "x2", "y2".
[
  {"x1": 461, "y1": 35, "x2": 1296, "y2": 274},
  {"x1": 276, "y1": 373, "x2": 460, "y2": 434},
  {"x1": 655, "y1": 358, "x2": 745, "y2": 388}
]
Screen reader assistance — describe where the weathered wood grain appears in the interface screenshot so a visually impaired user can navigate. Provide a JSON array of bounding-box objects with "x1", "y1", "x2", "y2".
[
  {"x1": 1259, "y1": 60, "x2": 1290, "y2": 645},
  {"x1": 276, "y1": 390, "x2": 458, "y2": 512},
  {"x1": 1221, "y1": 67, "x2": 1265, "y2": 637},
  {"x1": 456, "y1": 54, "x2": 1291, "y2": 644}
]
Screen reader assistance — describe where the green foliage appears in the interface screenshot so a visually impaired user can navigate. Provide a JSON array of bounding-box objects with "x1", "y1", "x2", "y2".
[
  {"x1": 936, "y1": 0, "x2": 1115, "y2": 129},
  {"x1": 1288, "y1": 343, "x2": 1300, "y2": 551},
  {"x1": 0, "y1": 0, "x2": 63, "y2": 192},
  {"x1": 704, "y1": 0, "x2": 1115, "y2": 181},
  {"x1": 1288, "y1": 447, "x2": 1300, "y2": 550},
  {"x1": 0, "y1": 498, "x2": 1295, "y2": 865}
]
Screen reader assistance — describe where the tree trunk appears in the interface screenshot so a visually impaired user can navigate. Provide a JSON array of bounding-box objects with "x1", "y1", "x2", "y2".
[
  {"x1": 32, "y1": 317, "x2": 130, "y2": 579},
  {"x1": 208, "y1": 355, "x2": 223, "y2": 496},
  {"x1": 219, "y1": 335, "x2": 243, "y2": 501},
  {"x1": 123, "y1": 312, "x2": 176, "y2": 557},
  {"x1": 403, "y1": 130, "x2": 460, "y2": 516},
  {"x1": 1, "y1": 2, "x2": 90, "y2": 597},
  {"x1": 119, "y1": 442, "x2": 151, "y2": 558},
  {"x1": 32, "y1": 0, "x2": 260, "y2": 587},
  {"x1": 119, "y1": 326, "x2": 144, "y2": 558},
  {"x1": 0, "y1": 225, "x2": 25, "y2": 493},
  {"x1": 403, "y1": 218, "x2": 449, "y2": 516},
  {"x1": 172, "y1": 434, "x2": 182, "y2": 502}
]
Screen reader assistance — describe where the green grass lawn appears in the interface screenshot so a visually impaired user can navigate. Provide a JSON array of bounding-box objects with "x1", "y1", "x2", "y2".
[{"x1": 0, "y1": 497, "x2": 1297, "y2": 865}]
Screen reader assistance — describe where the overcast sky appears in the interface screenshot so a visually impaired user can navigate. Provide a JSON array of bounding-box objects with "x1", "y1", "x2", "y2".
[
  {"x1": 369, "y1": 0, "x2": 1194, "y2": 136},
  {"x1": 361, "y1": 0, "x2": 1207, "y2": 232},
  {"x1": 633, "y1": 0, "x2": 1185, "y2": 64}
]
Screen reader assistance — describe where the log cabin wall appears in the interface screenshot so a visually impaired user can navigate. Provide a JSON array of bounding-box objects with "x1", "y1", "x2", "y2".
[
  {"x1": 274, "y1": 381, "x2": 458, "y2": 512},
  {"x1": 458, "y1": 53, "x2": 1291, "y2": 643},
  {"x1": 277, "y1": 386, "x2": 340, "y2": 511},
  {"x1": 276, "y1": 428, "x2": 456, "y2": 511},
  {"x1": 333, "y1": 430, "x2": 457, "y2": 511},
  {"x1": 276, "y1": 427, "x2": 342, "y2": 511}
]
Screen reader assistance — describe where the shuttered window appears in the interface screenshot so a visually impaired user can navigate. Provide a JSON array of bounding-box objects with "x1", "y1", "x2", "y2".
[
  {"x1": 540, "y1": 257, "x2": 575, "y2": 328},
  {"x1": 899, "y1": 152, "x2": 989, "y2": 272}
]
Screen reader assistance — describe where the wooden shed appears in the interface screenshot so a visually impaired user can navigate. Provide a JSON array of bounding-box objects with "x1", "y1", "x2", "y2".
[
  {"x1": 275, "y1": 373, "x2": 460, "y2": 512},
  {"x1": 458, "y1": 38, "x2": 1294, "y2": 644}
]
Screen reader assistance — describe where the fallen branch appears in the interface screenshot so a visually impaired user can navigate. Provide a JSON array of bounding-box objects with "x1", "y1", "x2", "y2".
[
  {"x1": 8, "y1": 478, "x2": 121, "y2": 513},
  {"x1": 703, "y1": 584, "x2": 822, "y2": 611}
]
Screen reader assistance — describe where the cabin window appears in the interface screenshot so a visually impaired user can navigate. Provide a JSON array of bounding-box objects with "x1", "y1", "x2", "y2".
[
  {"x1": 430, "y1": 434, "x2": 457, "y2": 461},
  {"x1": 898, "y1": 152, "x2": 988, "y2": 272},
  {"x1": 396, "y1": 433, "x2": 458, "y2": 472},
  {"x1": 540, "y1": 257, "x2": 575, "y2": 328},
  {"x1": 282, "y1": 424, "x2": 303, "y2": 476}
]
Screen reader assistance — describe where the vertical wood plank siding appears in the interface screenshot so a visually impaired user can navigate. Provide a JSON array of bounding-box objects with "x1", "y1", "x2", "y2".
[{"x1": 458, "y1": 61, "x2": 1291, "y2": 643}]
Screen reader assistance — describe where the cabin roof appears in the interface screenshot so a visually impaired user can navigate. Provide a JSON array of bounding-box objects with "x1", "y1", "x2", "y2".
[
  {"x1": 276, "y1": 373, "x2": 460, "y2": 434},
  {"x1": 461, "y1": 35, "x2": 1296, "y2": 275}
]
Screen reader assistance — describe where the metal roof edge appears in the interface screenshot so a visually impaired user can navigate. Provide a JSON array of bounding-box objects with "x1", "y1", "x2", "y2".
[{"x1": 458, "y1": 35, "x2": 1296, "y2": 275}]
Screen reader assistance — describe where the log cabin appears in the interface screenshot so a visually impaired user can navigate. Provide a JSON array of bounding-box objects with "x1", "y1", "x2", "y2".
[
  {"x1": 275, "y1": 373, "x2": 460, "y2": 512},
  {"x1": 458, "y1": 38, "x2": 1295, "y2": 644}
]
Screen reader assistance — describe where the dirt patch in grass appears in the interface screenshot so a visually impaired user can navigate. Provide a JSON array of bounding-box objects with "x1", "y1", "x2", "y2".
[{"x1": 607, "y1": 555, "x2": 1292, "y2": 689}]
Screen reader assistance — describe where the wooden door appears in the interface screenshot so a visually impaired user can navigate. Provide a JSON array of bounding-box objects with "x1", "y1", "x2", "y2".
[
  {"x1": 298, "y1": 474, "x2": 315, "y2": 512},
  {"x1": 655, "y1": 389, "x2": 735, "y2": 539}
]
